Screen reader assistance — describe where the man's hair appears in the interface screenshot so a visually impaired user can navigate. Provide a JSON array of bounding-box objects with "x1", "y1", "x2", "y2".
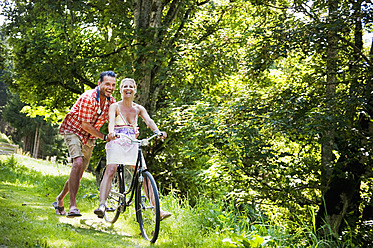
[{"x1": 99, "y1": 71, "x2": 116, "y2": 82}]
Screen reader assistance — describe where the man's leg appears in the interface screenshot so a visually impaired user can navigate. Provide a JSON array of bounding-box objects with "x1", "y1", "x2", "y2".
[
  {"x1": 63, "y1": 134, "x2": 94, "y2": 217},
  {"x1": 54, "y1": 180, "x2": 69, "y2": 215},
  {"x1": 54, "y1": 133, "x2": 83, "y2": 216},
  {"x1": 67, "y1": 139, "x2": 95, "y2": 216},
  {"x1": 68, "y1": 156, "x2": 84, "y2": 211}
]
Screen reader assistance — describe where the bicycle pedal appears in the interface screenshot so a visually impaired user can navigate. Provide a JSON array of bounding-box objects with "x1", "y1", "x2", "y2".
[{"x1": 106, "y1": 208, "x2": 115, "y2": 212}]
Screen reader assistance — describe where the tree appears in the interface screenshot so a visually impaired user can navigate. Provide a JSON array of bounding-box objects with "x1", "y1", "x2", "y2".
[
  {"x1": 1, "y1": 0, "x2": 240, "y2": 173},
  {"x1": 1, "y1": 0, "x2": 229, "y2": 113},
  {"x1": 2, "y1": 0, "x2": 373, "y2": 243},
  {"x1": 2, "y1": 93, "x2": 66, "y2": 159},
  {"x1": 164, "y1": 0, "x2": 373, "y2": 242},
  {"x1": 229, "y1": 0, "x2": 373, "y2": 238}
]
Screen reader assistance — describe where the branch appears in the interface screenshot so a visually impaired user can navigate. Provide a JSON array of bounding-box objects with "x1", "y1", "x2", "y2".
[
  {"x1": 197, "y1": 0, "x2": 210, "y2": 6},
  {"x1": 72, "y1": 70, "x2": 96, "y2": 89},
  {"x1": 265, "y1": 1, "x2": 372, "y2": 68},
  {"x1": 197, "y1": 10, "x2": 225, "y2": 43},
  {"x1": 339, "y1": 34, "x2": 373, "y2": 67},
  {"x1": 88, "y1": 45, "x2": 128, "y2": 59},
  {"x1": 57, "y1": 80, "x2": 83, "y2": 95}
]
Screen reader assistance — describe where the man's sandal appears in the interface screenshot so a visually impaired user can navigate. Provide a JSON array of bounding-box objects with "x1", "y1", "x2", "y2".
[
  {"x1": 67, "y1": 208, "x2": 82, "y2": 218},
  {"x1": 52, "y1": 202, "x2": 66, "y2": 216}
]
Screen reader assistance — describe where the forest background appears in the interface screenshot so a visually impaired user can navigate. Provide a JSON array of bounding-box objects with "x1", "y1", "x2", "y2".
[{"x1": 0, "y1": 0, "x2": 373, "y2": 246}]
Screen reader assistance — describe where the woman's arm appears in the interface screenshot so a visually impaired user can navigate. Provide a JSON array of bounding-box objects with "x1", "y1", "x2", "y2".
[
  {"x1": 107, "y1": 103, "x2": 117, "y2": 140},
  {"x1": 138, "y1": 105, "x2": 167, "y2": 138}
]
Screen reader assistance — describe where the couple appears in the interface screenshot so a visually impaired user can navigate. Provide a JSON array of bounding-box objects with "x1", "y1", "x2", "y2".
[{"x1": 52, "y1": 71, "x2": 171, "y2": 221}]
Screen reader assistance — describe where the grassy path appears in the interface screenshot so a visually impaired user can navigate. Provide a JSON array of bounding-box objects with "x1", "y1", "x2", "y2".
[{"x1": 0, "y1": 155, "x2": 199, "y2": 248}]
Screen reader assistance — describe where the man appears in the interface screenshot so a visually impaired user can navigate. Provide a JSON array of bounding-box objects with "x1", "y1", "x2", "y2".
[{"x1": 52, "y1": 71, "x2": 116, "y2": 217}]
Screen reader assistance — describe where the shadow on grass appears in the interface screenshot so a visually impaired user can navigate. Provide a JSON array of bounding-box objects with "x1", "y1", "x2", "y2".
[
  {"x1": 0, "y1": 183, "x2": 149, "y2": 248},
  {"x1": 0, "y1": 156, "x2": 151, "y2": 247}
]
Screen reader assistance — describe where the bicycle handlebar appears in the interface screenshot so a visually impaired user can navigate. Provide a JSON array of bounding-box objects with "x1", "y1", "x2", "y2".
[{"x1": 115, "y1": 132, "x2": 163, "y2": 146}]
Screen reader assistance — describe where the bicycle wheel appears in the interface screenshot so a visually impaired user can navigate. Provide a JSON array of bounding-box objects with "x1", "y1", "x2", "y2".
[
  {"x1": 104, "y1": 170, "x2": 123, "y2": 223},
  {"x1": 135, "y1": 171, "x2": 161, "y2": 243}
]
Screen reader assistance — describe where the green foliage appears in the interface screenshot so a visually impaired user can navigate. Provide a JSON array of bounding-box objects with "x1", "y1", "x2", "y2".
[
  {"x1": 1, "y1": 0, "x2": 373, "y2": 243},
  {"x1": 2, "y1": 93, "x2": 67, "y2": 159},
  {"x1": 0, "y1": 155, "x2": 366, "y2": 247},
  {"x1": 0, "y1": 132, "x2": 11, "y2": 143}
]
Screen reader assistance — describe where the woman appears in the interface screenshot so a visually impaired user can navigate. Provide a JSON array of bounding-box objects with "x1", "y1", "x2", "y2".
[{"x1": 94, "y1": 78, "x2": 171, "y2": 220}]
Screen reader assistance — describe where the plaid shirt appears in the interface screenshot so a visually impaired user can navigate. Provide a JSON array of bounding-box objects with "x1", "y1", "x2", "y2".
[{"x1": 59, "y1": 87, "x2": 116, "y2": 144}]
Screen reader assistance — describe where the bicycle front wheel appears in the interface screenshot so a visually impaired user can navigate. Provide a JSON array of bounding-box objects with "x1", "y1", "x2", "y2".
[
  {"x1": 104, "y1": 170, "x2": 123, "y2": 223},
  {"x1": 135, "y1": 171, "x2": 161, "y2": 243}
]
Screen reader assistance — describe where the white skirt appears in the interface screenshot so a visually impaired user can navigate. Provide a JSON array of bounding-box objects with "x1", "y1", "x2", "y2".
[{"x1": 105, "y1": 126, "x2": 138, "y2": 165}]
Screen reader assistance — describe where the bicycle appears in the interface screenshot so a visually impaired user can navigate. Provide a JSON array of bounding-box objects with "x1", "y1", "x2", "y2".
[{"x1": 96, "y1": 132, "x2": 162, "y2": 243}]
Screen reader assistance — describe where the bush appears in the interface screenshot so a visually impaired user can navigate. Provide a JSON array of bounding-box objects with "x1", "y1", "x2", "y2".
[{"x1": 0, "y1": 132, "x2": 12, "y2": 143}]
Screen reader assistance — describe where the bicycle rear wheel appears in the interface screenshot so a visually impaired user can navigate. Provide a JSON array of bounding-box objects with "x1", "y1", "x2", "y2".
[
  {"x1": 135, "y1": 171, "x2": 161, "y2": 243},
  {"x1": 104, "y1": 169, "x2": 123, "y2": 223}
]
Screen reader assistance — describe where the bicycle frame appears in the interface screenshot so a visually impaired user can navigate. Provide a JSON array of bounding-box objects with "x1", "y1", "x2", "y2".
[
  {"x1": 115, "y1": 132, "x2": 160, "y2": 209},
  {"x1": 98, "y1": 132, "x2": 162, "y2": 243}
]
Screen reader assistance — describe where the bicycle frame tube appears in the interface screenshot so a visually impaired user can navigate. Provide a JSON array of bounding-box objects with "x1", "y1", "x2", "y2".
[
  {"x1": 114, "y1": 132, "x2": 159, "y2": 207},
  {"x1": 122, "y1": 144, "x2": 145, "y2": 205}
]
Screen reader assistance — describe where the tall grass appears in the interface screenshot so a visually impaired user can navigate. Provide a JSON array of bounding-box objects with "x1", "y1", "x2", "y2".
[{"x1": 0, "y1": 155, "x2": 360, "y2": 247}]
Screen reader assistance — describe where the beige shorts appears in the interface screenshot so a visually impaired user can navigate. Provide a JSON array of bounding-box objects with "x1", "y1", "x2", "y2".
[{"x1": 64, "y1": 133, "x2": 95, "y2": 170}]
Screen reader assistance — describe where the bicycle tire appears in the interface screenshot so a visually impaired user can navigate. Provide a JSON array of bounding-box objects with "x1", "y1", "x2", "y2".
[
  {"x1": 135, "y1": 171, "x2": 161, "y2": 243},
  {"x1": 104, "y1": 169, "x2": 122, "y2": 223}
]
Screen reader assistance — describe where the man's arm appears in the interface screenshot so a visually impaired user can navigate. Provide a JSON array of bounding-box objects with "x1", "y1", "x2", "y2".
[{"x1": 81, "y1": 121, "x2": 106, "y2": 140}]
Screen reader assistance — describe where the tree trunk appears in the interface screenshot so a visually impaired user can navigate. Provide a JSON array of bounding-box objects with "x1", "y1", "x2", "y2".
[
  {"x1": 132, "y1": 0, "x2": 164, "y2": 111},
  {"x1": 316, "y1": 0, "x2": 339, "y2": 235},
  {"x1": 32, "y1": 125, "x2": 40, "y2": 158},
  {"x1": 316, "y1": 0, "x2": 372, "y2": 235}
]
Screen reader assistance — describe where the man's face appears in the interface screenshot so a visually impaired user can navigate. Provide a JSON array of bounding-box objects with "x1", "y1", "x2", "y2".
[{"x1": 98, "y1": 76, "x2": 116, "y2": 98}]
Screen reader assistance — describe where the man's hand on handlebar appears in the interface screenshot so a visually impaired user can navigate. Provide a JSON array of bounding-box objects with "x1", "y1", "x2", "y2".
[
  {"x1": 107, "y1": 132, "x2": 116, "y2": 141},
  {"x1": 135, "y1": 127, "x2": 140, "y2": 138}
]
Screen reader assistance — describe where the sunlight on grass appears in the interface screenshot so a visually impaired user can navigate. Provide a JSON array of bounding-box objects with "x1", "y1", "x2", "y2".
[
  {"x1": 13, "y1": 154, "x2": 72, "y2": 176},
  {"x1": 1, "y1": 154, "x2": 357, "y2": 247}
]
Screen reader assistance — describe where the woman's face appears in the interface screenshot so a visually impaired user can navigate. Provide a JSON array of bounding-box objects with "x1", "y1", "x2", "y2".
[{"x1": 120, "y1": 80, "x2": 136, "y2": 98}]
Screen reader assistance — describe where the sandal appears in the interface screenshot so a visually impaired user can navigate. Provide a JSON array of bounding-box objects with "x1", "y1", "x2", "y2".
[
  {"x1": 52, "y1": 202, "x2": 66, "y2": 216},
  {"x1": 67, "y1": 207, "x2": 82, "y2": 218}
]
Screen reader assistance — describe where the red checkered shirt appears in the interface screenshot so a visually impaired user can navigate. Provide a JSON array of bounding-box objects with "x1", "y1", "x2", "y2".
[{"x1": 59, "y1": 87, "x2": 116, "y2": 144}]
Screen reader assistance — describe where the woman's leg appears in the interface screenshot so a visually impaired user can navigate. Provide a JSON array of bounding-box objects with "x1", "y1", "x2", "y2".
[
  {"x1": 133, "y1": 165, "x2": 172, "y2": 220},
  {"x1": 99, "y1": 163, "x2": 119, "y2": 204},
  {"x1": 94, "y1": 163, "x2": 118, "y2": 217}
]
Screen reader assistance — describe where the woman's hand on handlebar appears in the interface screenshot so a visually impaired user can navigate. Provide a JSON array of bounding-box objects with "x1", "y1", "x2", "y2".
[{"x1": 158, "y1": 131, "x2": 167, "y2": 139}]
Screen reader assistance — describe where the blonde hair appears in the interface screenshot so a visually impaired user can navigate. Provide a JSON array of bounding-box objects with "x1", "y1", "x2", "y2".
[{"x1": 120, "y1": 78, "x2": 137, "y2": 89}]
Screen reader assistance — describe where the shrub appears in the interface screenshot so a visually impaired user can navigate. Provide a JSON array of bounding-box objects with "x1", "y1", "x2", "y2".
[{"x1": 0, "y1": 132, "x2": 12, "y2": 143}]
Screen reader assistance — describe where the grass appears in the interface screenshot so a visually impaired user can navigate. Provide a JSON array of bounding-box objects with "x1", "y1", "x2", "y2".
[
  {"x1": 0, "y1": 154, "x2": 360, "y2": 247},
  {"x1": 0, "y1": 154, "x2": 226, "y2": 247}
]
